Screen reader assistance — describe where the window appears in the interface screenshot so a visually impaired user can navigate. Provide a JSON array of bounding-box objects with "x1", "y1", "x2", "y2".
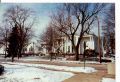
[
  {"x1": 29, "y1": 46, "x2": 33, "y2": 51},
  {"x1": 68, "y1": 46, "x2": 70, "y2": 53},
  {"x1": 63, "y1": 47, "x2": 65, "y2": 52}
]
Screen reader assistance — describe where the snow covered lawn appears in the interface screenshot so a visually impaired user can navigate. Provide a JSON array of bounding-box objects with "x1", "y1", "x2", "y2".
[
  {"x1": 0, "y1": 61, "x2": 97, "y2": 82},
  {"x1": 101, "y1": 78, "x2": 115, "y2": 82},
  {"x1": 2, "y1": 62, "x2": 97, "y2": 73},
  {"x1": 0, "y1": 64, "x2": 74, "y2": 82}
]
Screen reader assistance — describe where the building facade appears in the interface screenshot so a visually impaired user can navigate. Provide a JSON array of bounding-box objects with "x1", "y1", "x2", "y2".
[
  {"x1": 58, "y1": 34, "x2": 99, "y2": 54},
  {"x1": 39, "y1": 34, "x2": 99, "y2": 54}
]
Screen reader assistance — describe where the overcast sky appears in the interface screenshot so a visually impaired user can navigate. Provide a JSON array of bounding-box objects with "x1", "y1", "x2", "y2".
[{"x1": 0, "y1": 3, "x2": 113, "y2": 42}]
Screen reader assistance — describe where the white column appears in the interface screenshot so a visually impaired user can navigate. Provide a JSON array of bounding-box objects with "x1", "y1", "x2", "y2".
[{"x1": 90, "y1": 36, "x2": 92, "y2": 42}]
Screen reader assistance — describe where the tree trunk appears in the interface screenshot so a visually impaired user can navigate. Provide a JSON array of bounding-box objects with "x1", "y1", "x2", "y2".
[
  {"x1": 50, "y1": 53, "x2": 52, "y2": 61},
  {"x1": 75, "y1": 48, "x2": 79, "y2": 61},
  {"x1": 12, "y1": 55, "x2": 14, "y2": 62},
  {"x1": 18, "y1": 44, "x2": 23, "y2": 59},
  {"x1": 73, "y1": 45, "x2": 79, "y2": 61},
  {"x1": 71, "y1": 39, "x2": 79, "y2": 61},
  {"x1": 17, "y1": 48, "x2": 20, "y2": 59},
  {"x1": 18, "y1": 48, "x2": 22, "y2": 59}
]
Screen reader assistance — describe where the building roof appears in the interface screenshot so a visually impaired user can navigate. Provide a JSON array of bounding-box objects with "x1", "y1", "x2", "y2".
[{"x1": 61, "y1": 33, "x2": 97, "y2": 38}]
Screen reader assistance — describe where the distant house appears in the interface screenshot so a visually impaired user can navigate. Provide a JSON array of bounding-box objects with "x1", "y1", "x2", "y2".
[
  {"x1": 24, "y1": 42, "x2": 49, "y2": 56},
  {"x1": 0, "y1": 41, "x2": 41, "y2": 56},
  {"x1": 0, "y1": 41, "x2": 6, "y2": 55},
  {"x1": 39, "y1": 34, "x2": 99, "y2": 55},
  {"x1": 58, "y1": 34, "x2": 99, "y2": 54},
  {"x1": 23, "y1": 42, "x2": 40, "y2": 55},
  {"x1": 40, "y1": 42, "x2": 49, "y2": 55},
  {"x1": 0, "y1": 45, "x2": 5, "y2": 55}
]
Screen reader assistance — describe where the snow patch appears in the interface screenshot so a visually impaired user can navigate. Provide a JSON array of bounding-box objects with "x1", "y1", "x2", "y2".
[
  {"x1": 0, "y1": 64, "x2": 74, "y2": 82},
  {"x1": 2, "y1": 62, "x2": 97, "y2": 73},
  {"x1": 102, "y1": 78, "x2": 115, "y2": 82}
]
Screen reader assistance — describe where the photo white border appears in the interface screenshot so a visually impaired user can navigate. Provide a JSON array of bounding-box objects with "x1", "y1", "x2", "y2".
[
  {"x1": 116, "y1": 1, "x2": 120, "y2": 82},
  {"x1": 0, "y1": 0, "x2": 119, "y2": 82},
  {"x1": 1, "y1": 0, "x2": 116, "y2": 3}
]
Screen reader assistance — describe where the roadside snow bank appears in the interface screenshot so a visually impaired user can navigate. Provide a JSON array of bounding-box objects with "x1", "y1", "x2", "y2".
[
  {"x1": 102, "y1": 78, "x2": 115, "y2": 82},
  {"x1": 1, "y1": 64, "x2": 74, "y2": 82},
  {"x1": 2, "y1": 62, "x2": 97, "y2": 73}
]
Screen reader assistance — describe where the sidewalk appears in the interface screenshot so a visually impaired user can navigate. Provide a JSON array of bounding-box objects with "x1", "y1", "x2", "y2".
[{"x1": 63, "y1": 70, "x2": 115, "y2": 82}]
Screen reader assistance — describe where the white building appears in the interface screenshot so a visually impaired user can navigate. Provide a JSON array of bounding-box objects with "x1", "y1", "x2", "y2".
[
  {"x1": 0, "y1": 45, "x2": 5, "y2": 55},
  {"x1": 23, "y1": 42, "x2": 40, "y2": 54},
  {"x1": 0, "y1": 42, "x2": 41, "y2": 56},
  {"x1": 58, "y1": 34, "x2": 99, "y2": 54},
  {"x1": 40, "y1": 34, "x2": 99, "y2": 55},
  {"x1": 0, "y1": 34, "x2": 99, "y2": 56},
  {"x1": 40, "y1": 42, "x2": 48, "y2": 55}
]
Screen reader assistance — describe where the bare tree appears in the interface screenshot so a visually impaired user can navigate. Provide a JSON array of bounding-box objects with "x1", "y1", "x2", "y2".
[
  {"x1": 40, "y1": 24, "x2": 61, "y2": 52},
  {"x1": 102, "y1": 4, "x2": 115, "y2": 55},
  {"x1": 51, "y1": 3, "x2": 105, "y2": 60},
  {"x1": 40, "y1": 23, "x2": 63, "y2": 60},
  {"x1": 3, "y1": 5, "x2": 36, "y2": 59}
]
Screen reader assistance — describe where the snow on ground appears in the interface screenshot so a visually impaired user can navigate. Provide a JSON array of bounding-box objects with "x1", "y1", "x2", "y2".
[
  {"x1": 20, "y1": 56, "x2": 51, "y2": 62},
  {"x1": 2, "y1": 62, "x2": 97, "y2": 73},
  {"x1": 19, "y1": 56, "x2": 104, "y2": 64},
  {"x1": 0, "y1": 64, "x2": 74, "y2": 82},
  {"x1": 101, "y1": 78, "x2": 115, "y2": 82}
]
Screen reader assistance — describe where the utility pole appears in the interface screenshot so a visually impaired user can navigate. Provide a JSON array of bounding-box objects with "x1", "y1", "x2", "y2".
[{"x1": 96, "y1": 16, "x2": 102, "y2": 63}]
